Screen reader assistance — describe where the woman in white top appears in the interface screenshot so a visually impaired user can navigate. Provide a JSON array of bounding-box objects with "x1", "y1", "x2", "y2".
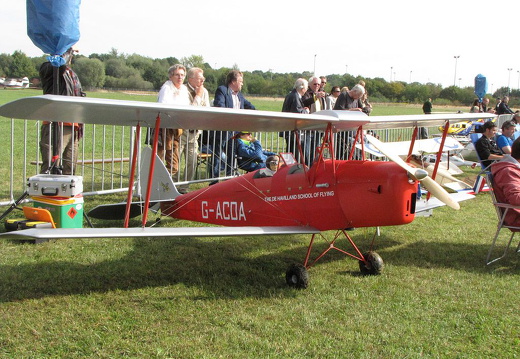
[{"x1": 326, "y1": 86, "x2": 341, "y2": 110}]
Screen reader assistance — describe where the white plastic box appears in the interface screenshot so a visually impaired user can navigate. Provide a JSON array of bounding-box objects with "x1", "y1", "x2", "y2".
[{"x1": 27, "y1": 174, "x2": 83, "y2": 197}]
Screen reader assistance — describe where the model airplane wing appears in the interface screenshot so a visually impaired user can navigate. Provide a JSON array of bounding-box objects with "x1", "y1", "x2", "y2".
[
  {"x1": 356, "y1": 137, "x2": 465, "y2": 157},
  {"x1": 331, "y1": 111, "x2": 496, "y2": 131},
  {"x1": 0, "y1": 95, "x2": 337, "y2": 132},
  {"x1": 0, "y1": 226, "x2": 320, "y2": 241},
  {"x1": 0, "y1": 95, "x2": 495, "y2": 132},
  {"x1": 415, "y1": 191, "x2": 475, "y2": 213}
]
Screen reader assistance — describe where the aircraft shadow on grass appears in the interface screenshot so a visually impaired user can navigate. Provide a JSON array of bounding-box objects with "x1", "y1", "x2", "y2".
[{"x1": 0, "y1": 230, "x2": 517, "y2": 303}]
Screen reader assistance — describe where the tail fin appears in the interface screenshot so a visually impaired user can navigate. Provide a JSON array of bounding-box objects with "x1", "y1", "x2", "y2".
[
  {"x1": 139, "y1": 147, "x2": 180, "y2": 201},
  {"x1": 472, "y1": 174, "x2": 487, "y2": 194}
]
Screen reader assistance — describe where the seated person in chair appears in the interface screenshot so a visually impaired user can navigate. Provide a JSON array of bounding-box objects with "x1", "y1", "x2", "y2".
[
  {"x1": 475, "y1": 121, "x2": 503, "y2": 168},
  {"x1": 491, "y1": 137, "x2": 520, "y2": 227},
  {"x1": 496, "y1": 120, "x2": 516, "y2": 154},
  {"x1": 235, "y1": 131, "x2": 276, "y2": 172}
]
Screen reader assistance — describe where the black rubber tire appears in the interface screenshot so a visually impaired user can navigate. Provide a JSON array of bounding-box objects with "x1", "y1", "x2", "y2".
[
  {"x1": 285, "y1": 263, "x2": 309, "y2": 289},
  {"x1": 359, "y1": 251, "x2": 384, "y2": 275}
]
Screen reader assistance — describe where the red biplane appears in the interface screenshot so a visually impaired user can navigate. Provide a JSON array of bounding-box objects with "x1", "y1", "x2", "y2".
[{"x1": 0, "y1": 95, "x2": 495, "y2": 288}]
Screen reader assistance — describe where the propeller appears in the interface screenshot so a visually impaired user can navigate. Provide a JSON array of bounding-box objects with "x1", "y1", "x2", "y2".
[{"x1": 365, "y1": 134, "x2": 460, "y2": 210}]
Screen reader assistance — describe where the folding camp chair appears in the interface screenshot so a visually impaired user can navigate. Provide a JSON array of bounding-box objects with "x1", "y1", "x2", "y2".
[
  {"x1": 484, "y1": 172, "x2": 520, "y2": 265},
  {"x1": 469, "y1": 133, "x2": 486, "y2": 170}
]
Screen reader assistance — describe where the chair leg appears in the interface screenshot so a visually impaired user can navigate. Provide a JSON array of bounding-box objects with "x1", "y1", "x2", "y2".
[
  {"x1": 486, "y1": 229, "x2": 516, "y2": 265},
  {"x1": 486, "y1": 228, "x2": 503, "y2": 265}
]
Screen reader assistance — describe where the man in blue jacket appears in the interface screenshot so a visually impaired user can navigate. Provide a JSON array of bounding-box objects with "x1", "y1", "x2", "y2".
[{"x1": 210, "y1": 70, "x2": 256, "y2": 181}]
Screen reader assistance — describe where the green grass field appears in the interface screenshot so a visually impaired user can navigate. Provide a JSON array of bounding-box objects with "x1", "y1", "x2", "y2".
[{"x1": 0, "y1": 89, "x2": 518, "y2": 358}]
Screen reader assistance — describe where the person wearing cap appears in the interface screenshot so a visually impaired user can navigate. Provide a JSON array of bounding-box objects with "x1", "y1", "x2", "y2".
[
  {"x1": 39, "y1": 46, "x2": 85, "y2": 175},
  {"x1": 235, "y1": 132, "x2": 276, "y2": 172}
]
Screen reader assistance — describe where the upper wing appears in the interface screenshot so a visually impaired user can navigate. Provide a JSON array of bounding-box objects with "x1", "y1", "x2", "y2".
[
  {"x1": 0, "y1": 95, "x2": 335, "y2": 132},
  {"x1": 0, "y1": 95, "x2": 495, "y2": 132},
  {"x1": 0, "y1": 226, "x2": 320, "y2": 241}
]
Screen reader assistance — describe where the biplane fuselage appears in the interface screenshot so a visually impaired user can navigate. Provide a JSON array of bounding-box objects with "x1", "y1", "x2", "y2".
[{"x1": 162, "y1": 160, "x2": 416, "y2": 231}]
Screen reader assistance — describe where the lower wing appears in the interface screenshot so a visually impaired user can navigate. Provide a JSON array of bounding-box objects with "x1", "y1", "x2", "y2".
[{"x1": 0, "y1": 226, "x2": 320, "y2": 241}]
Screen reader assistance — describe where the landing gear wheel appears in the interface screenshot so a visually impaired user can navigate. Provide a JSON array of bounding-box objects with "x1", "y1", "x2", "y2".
[
  {"x1": 359, "y1": 251, "x2": 384, "y2": 275},
  {"x1": 285, "y1": 264, "x2": 309, "y2": 289}
]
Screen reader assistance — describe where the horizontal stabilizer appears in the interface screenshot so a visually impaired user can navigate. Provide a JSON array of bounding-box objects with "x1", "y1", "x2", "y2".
[{"x1": 88, "y1": 201, "x2": 159, "y2": 220}]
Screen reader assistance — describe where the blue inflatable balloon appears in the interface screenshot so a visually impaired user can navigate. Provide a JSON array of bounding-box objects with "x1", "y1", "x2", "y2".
[
  {"x1": 27, "y1": 0, "x2": 81, "y2": 59},
  {"x1": 474, "y1": 74, "x2": 487, "y2": 102}
]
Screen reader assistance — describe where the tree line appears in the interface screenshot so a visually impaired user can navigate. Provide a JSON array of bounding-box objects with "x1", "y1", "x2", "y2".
[{"x1": 1, "y1": 49, "x2": 518, "y2": 107}]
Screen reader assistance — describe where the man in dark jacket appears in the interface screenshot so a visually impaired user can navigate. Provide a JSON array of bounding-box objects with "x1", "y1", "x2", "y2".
[
  {"x1": 211, "y1": 70, "x2": 256, "y2": 180},
  {"x1": 281, "y1": 78, "x2": 309, "y2": 162},
  {"x1": 39, "y1": 46, "x2": 85, "y2": 175},
  {"x1": 422, "y1": 98, "x2": 433, "y2": 114},
  {"x1": 497, "y1": 96, "x2": 514, "y2": 115},
  {"x1": 475, "y1": 121, "x2": 503, "y2": 168}
]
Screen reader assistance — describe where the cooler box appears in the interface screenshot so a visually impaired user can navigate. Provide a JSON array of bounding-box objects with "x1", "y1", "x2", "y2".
[
  {"x1": 27, "y1": 175, "x2": 83, "y2": 197},
  {"x1": 32, "y1": 196, "x2": 84, "y2": 228}
]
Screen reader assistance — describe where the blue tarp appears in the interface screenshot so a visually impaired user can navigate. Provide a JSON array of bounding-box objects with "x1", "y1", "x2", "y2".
[
  {"x1": 27, "y1": 0, "x2": 81, "y2": 66},
  {"x1": 474, "y1": 74, "x2": 487, "y2": 102}
]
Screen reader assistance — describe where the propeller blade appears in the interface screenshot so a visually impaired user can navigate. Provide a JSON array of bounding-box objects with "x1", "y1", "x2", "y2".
[{"x1": 365, "y1": 134, "x2": 460, "y2": 210}]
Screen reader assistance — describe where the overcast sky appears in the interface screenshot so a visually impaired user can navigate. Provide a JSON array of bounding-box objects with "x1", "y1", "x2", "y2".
[{"x1": 4, "y1": 0, "x2": 520, "y2": 92}]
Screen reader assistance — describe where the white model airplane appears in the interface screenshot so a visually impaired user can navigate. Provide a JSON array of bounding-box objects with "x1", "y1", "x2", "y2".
[
  {"x1": 357, "y1": 136, "x2": 466, "y2": 158},
  {"x1": 356, "y1": 133, "x2": 473, "y2": 190},
  {"x1": 2, "y1": 77, "x2": 30, "y2": 89},
  {"x1": 0, "y1": 95, "x2": 496, "y2": 288}
]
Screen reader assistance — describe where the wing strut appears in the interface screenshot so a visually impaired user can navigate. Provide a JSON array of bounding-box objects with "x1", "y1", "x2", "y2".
[
  {"x1": 124, "y1": 122, "x2": 141, "y2": 228},
  {"x1": 431, "y1": 120, "x2": 450, "y2": 180},
  {"x1": 309, "y1": 122, "x2": 336, "y2": 183},
  {"x1": 426, "y1": 120, "x2": 450, "y2": 201},
  {"x1": 141, "y1": 115, "x2": 162, "y2": 226},
  {"x1": 348, "y1": 126, "x2": 363, "y2": 160},
  {"x1": 405, "y1": 126, "x2": 419, "y2": 163}
]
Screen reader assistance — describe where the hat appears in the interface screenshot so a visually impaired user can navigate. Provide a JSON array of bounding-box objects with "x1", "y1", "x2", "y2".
[{"x1": 232, "y1": 131, "x2": 252, "y2": 139}]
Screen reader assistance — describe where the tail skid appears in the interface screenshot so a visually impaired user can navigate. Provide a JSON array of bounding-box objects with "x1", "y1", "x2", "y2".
[{"x1": 139, "y1": 147, "x2": 180, "y2": 202}]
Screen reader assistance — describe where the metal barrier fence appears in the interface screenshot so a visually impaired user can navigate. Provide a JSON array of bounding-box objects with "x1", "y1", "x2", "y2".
[{"x1": 0, "y1": 117, "x2": 432, "y2": 208}]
